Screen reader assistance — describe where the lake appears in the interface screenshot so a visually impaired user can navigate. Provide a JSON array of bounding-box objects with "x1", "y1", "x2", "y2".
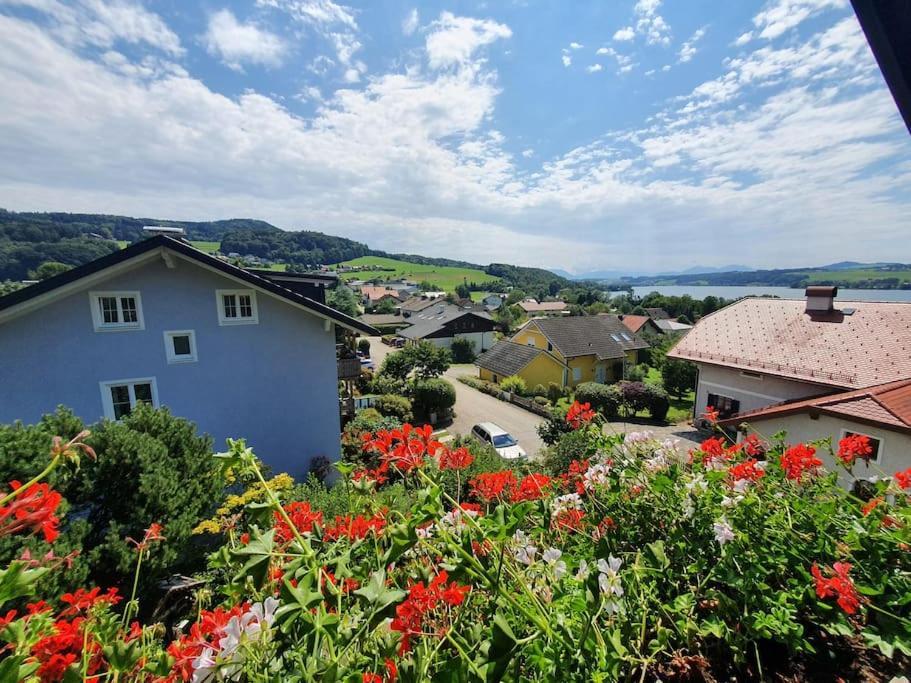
[{"x1": 619, "y1": 285, "x2": 911, "y2": 303}]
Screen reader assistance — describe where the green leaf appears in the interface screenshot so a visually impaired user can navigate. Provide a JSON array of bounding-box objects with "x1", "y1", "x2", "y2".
[
  {"x1": 0, "y1": 563, "x2": 47, "y2": 605},
  {"x1": 645, "y1": 541, "x2": 669, "y2": 570},
  {"x1": 383, "y1": 522, "x2": 419, "y2": 565},
  {"x1": 230, "y1": 527, "x2": 275, "y2": 589}
]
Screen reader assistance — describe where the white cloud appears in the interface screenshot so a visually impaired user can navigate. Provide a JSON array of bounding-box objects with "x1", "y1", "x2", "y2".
[
  {"x1": 561, "y1": 52, "x2": 571, "y2": 67},
  {"x1": 612, "y1": 26, "x2": 635, "y2": 41},
  {"x1": 752, "y1": 0, "x2": 846, "y2": 40},
  {"x1": 586, "y1": 64, "x2": 603, "y2": 73},
  {"x1": 203, "y1": 9, "x2": 286, "y2": 71},
  {"x1": 569, "y1": 41, "x2": 583, "y2": 49},
  {"x1": 521, "y1": 148, "x2": 534, "y2": 158},
  {"x1": 634, "y1": 0, "x2": 671, "y2": 46},
  {"x1": 425, "y1": 12, "x2": 511, "y2": 69},
  {"x1": 343, "y1": 67, "x2": 360, "y2": 82},
  {"x1": 595, "y1": 46, "x2": 636, "y2": 74},
  {"x1": 734, "y1": 31, "x2": 753, "y2": 46},
  {"x1": 256, "y1": 0, "x2": 356, "y2": 30},
  {"x1": 402, "y1": 8, "x2": 419, "y2": 35},
  {"x1": 677, "y1": 27, "x2": 706, "y2": 63},
  {"x1": 3, "y1": 0, "x2": 183, "y2": 55}
]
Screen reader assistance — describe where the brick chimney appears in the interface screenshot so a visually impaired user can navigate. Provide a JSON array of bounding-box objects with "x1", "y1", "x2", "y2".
[{"x1": 805, "y1": 285, "x2": 837, "y2": 313}]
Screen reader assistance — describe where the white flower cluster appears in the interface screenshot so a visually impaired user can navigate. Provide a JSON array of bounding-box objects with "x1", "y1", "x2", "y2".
[
  {"x1": 597, "y1": 555, "x2": 624, "y2": 614},
  {"x1": 551, "y1": 492, "x2": 582, "y2": 516},
  {"x1": 582, "y1": 462, "x2": 611, "y2": 491},
  {"x1": 192, "y1": 597, "x2": 279, "y2": 682},
  {"x1": 513, "y1": 529, "x2": 538, "y2": 566},
  {"x1": 542, "y1": 547, "x2": 567, "y2": 580}
]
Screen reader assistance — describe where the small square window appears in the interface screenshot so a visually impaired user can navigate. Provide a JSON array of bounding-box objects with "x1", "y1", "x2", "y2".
[
  {"x1": 164, "y1": 330, "x2": 198, "y2": 363},
  {"x1": 217, "y1": 290, "x2": 258, "y2": 325},
  {"x1": 100, "y1": 378, "x2": 158, "y2": 420},
  {"x1": 90, "y1": 291, "x2": 144, "y2": 331}
]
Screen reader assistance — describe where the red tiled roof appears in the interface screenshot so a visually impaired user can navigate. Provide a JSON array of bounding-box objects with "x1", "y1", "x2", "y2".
[
  {"x1": 719, "y1": 378, "x2": 911, "y2": 433},
  {"x1": 361, "y1": 286, "x2": 400, "y2": 301},
  {"x1": 620, "y1": 315, "x2": 651, "y2": 333},
  {"x1": 668, "y1": 298, "x2": 911, "y2": 388}
]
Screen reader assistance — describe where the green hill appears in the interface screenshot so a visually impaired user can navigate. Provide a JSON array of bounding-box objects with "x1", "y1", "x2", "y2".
[{"x1": 337, "y1": 256, "x2": 498, "y2": 291}]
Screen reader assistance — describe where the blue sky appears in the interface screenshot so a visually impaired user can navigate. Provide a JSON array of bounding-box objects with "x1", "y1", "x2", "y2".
[{"x1": 0, "y1": 0, "x2": 909, "y2": 273}]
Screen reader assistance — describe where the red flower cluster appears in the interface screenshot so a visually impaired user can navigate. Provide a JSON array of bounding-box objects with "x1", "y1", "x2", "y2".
[
  {"x1": 32, "y1": 616, "x2": 103, "y2": 682},
  {"x1": 439, "y1": 446, "x2": 474, "y2": 471},
  {"x1": 702, "y1": 406, "x2": 720, "y2": 424},
  {"x1": 552, "y1": 509, "x2": 586, "y2": 533},
  {"x1": 59, "y1": 587, "x2": 121, "y2": 617},
  {"x1": 511, "y1": 474, "x2": 552, "y2": 502},
  {"x1": 691, "y1": 437, "x2": 737, "y2": 469},
  {"x1": 352, "y1": 462, "x2": 390, "y2": 486},
  {"x1": 742, "y1": 433, "x2": 766, "y2": 458},
  {"x1": 363, "y1": 424, "x2": 443, "y2": 474},
  {"x1": 274, "y1": 501, "x2": 323, "y2": 544},
  {"x1": 896, "y1": 467, "x2": 911, "y2": 490},
  {"x1": 780, "y1": 444, "x2": 822, "y2": 482},
  {"x1": 321, "y1": 570, "x2": 360, "y2": 595},
  {"x1": 560, "y1": 459, "x2": 590, "y2": 495},
  {"x1": 362, "y1": 659, "x2": 398, "y2": 683},
  {"x1": 729, "y1": 459, "x2": 765, "y2": 483},
  {"x1": 837, "y1": 434, "x2": 874, "y2": 466},
  {"x1": 469, "y1": 471, "x2": 517, "y2": 503},
  {"x1": 390, "y1": 570, "x2": 470, "y2": 655},
  {"x1": 811, "y1": 562, "x2": 862, "y2": 615},
  {"x1": 861, "y1": 497, "x2": 883, "y2": 517},
  {"x1": 0, "y1": 480, "x2": 63, "y2": 542},
  {"x1": 323, "y1": 511, "x2": 387, "y2": 542},
  {"x1": 566, "y1": 401, "x2": 596, "y2": 429}
]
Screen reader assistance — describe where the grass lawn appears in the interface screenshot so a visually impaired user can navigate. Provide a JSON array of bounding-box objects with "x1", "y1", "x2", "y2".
[
  {"x1": 116, "y1": 240, "x2": 130, "y2": 249},
  {"x1": 645, "y1": 366, "x2": 694, "y2": 423},
  {"x1": 337, "y1": 256, "x2": 497, "y2": 293},
  {"x1": 189, "y1": 240, "x2": 221, "y2": 253},
  {"x1": 806, "y1": 267, "x2": 911, "y2": 284},
  {"x1": 469, "y1": 291, "x2": 492, "y2": 302}
]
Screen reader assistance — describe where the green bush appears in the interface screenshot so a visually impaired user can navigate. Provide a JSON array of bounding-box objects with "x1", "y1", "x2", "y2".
[
  {"x1": 532, "y1": 383, "x2": 547, "y2": 397},
  {"x1": 647, "y1": 384, "x2": 670, "y2": 421},
  {"x1": 546, "y1": 382, "x2": 563, "y2": 403},
  {"x1": 625, "y1": 364, "x2": 647, "y2": 382},
  {"x1": 357, "y1": 338, "x2": 371, "y2": 355},
  {"x1": 575, "y1": 382, "x2": 622, "y2": 419},
  {"x1": 373, "y1": 394, "x2": 413, "y2": 423},
  {"x1": 450, "y1": 337, "x2": 477, "y2": 363},
  {"x1": 500, "y1": 375, "x2": 527, "y2": 395},
  {"x1": 411, "y1": 379, "x2": 456, "y2": 419},
  {"x1": 663, "y1": 358, "x2": 697, "y2": 398},
  {"x1": 534, "y1": 396, "x2": 550, "y2": 407},
  {"x1": 369, "y1": 373, "x2": 405, "y2": 396},
  {"x1": 536, "y1": 406, "x2": 575, "y2": 446},
  {"x1": 541, "y1": 427, "x2": 600, "y2": 476}
]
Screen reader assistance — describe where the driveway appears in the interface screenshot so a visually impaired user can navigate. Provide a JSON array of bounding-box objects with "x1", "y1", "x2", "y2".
[{"x1": 362, "y1": 337, "x2": 545, "y2": 456}]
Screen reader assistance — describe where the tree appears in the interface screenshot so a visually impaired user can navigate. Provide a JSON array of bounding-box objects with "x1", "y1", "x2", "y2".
[
  {"x1": 408, "y1": 341, "x2": 452, "y2": 381},
  {"x1": 375, "y1": 297, "x2": 397, "y2": 314},
  {"x1": 455, "y1": 283, "x2": 471, "y2": 299},
  {"x1": 379, "y1": 349, "x2": 414, "y2": 382},
  {"x1": 29, "y1": 261, "x2": 71, "y2": 280},
  {"x1": 450, "y1": 337, "x2": 477, "y2": 363},
  {"x1": 662, "y1": 358, "x2": 697, "y2": 398},
  {"x1": 357, "y1": 338, "x2": 371, "y2": 355},
  {"x1": 328, "y1": 285, "x2": 359, "y2": 318},
  {"x1": 411, "y1": 378, "x2": 456, "y2": 419}
]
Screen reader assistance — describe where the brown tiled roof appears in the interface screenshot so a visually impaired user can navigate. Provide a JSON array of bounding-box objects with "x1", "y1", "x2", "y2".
[
  {"x1": 526, "y1": 315, "x2": 649, "y2": 360},
  {"x1": 361, "y1": 286, "x2": 400, "y2": 302},
  {"x1": 476, "y1": 341, "x2": 563, "y2": 377},
  {"x1": 719, "y1": 378, "x2": 911, "y2": 433},
  {"x1": 667, "y1": 298, "x2": 911, "y2": 389},
  {"x1": 644, "y1": 307, "x2": 671, "y2": 320},
  {"x1": 620, "y1": 315, "x2": 651, "y2": 333}
]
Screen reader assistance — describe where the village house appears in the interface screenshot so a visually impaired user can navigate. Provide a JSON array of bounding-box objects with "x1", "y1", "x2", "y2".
[
  {"x1": 477, "y1": 315, "x2": 648, "y2": 389},
  {"x1": 669, "y1": 287, "x2": 911, "y2": 422},
  {"x1": 619, "y1": 314, "x2": 663, "y2": 336},
  {"x1": 644, "y1": 307, "x2": 671, "y2": 320},
  {"x1": 397, "y1": 302, "x2": 496, "y2": 352},
  {"x1": 654, "y1": 319, "x2": 693, "y2": 334},
  {"x1": 0, "y1": 235, "x2": 377, "y2": 478},
  {"x1": 359, "y1": 285, "x2": 406, "y2": 309},
  {"x1": 518, "y1": 298, "x2": 568, "y2": 317}
]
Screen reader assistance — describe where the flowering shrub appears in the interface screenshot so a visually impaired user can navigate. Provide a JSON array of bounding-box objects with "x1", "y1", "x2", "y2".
[{"x1": 1, "y1": 403, "x2": 910, "y2": 680}]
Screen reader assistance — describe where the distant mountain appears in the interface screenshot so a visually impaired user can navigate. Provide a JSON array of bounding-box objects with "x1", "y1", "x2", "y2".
[
  {"x1": 553, "y1": 264, "x2": 754, "y2": 280},
  {"x1": 670, "y1": 264, "x2": 754, "y2": 275}
]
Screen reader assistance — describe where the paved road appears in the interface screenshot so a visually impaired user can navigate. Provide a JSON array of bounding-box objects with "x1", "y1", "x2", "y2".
[
  {"x1": 364, "y1": 337, "x2": 545, "y2": 455},
  {"x1": 362, "y1": 337, "x2": 701, "y2": 457}
]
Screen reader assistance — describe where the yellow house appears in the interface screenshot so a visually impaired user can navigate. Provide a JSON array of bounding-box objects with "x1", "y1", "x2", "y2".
[{"x1": 477, "y1": 316, "x2": 649, "y2": 389}]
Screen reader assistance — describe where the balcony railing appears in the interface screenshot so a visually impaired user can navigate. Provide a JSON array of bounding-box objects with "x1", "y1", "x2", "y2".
[{"x1": 337, "y1": 357, "x2": 362, "y2": 380}]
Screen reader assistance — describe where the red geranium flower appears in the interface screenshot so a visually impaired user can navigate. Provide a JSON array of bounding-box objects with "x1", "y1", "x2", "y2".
[
  {"x1": 780, "y1": 444, "x2": 822, "y2": 482},
  {"x1": 274, "y1": 501, "x2": 323, "y2": 544},
  {"x1": 439, "y1": 446, "x2": 474, "y2": 471},
  {"x1": 837, "y1": 434, "x2": 874, "y2": 466},
  {"x1": 469, "y1": 471, "x2": 517, "y2": 503},
  {"x1": 729, "y1": 459, "x2": 765, "y2": 483},
  {"x1": 861, "y1": 497, "x2": 883, "y2": 517},
  {"x1": 702, "y1": 406, "x2": 720, "y2": 424},
  {"x1": 511, "y1": 474, "x2": 552, "y2": 502},
  {"x1": 59, "y1": 587, "x2": 121, "y2": 617},
  {"x1": 742, "y1": 433, "x2": 766, "y2": 457},
  {"x1": 552, "y1": 509, "x2": 586, "y2": 533},
  {"x1": 390, "y1": 570, "x2": 470, "y2": 655},
  {"x1": 896, "y1": 467, "x2": 911, "y2": 490},
  {"x1": 323, "y1": 511, "x2": 387, "y2": 542},
  {"x1": 811, "y1": 562, "x2": 862, "y2": 615},
  {"x1": 0, "y1": 480, "x2": 62, "y2": 542},
  {"x1": 566, "y1": 401, "x2": 596, "y2": 429}
]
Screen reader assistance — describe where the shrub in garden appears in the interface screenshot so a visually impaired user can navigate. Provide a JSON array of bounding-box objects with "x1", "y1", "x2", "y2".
[
  {"x1": 368, "y1": 372, "x2": 405, "y2": 396},
  {"x1": 341, "y1": 408, "x2": 402, "y2": 463},
  {"x1": 662, "y1": 357, "x2": 697, "y2": 398},
  {"x1": 373, "y1": 394, "x2": 414, "y2": 423},
  {"x1": 547, "y1": 381, "x2": 563, "y2": 403},
  {"x1": 625, "y1": 363, "x2": 647, "y2": 382},
  {"x1": 450, "y1": 337, "x2": 477, "y2": 363},
  {"x1": 2, "y1": 408, "x2": 911, "y2": 681},
  {"x1": 357, "y1": 338, "x2": 371, "y2": 355},
  {"x1": 411, "y1": 378, "x2": 456, "y2": 419},
  {"x1": 646, "y1": 384, "x2": 670, "y2": 421},
  {"x1": 618, "y1": 380, "x2": 651, "y2": 416},
  {"x1": 574, "y1": 381, "x2": 622, "y2": 418},
  {"x1": 532, "y1": 383, "x2": 547, "y2": 397},
  {"x1": 500, "y1": 375, "x2": 527, "y2": 396}
]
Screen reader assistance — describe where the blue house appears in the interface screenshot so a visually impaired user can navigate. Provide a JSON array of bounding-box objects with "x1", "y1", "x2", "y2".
[{"x1": 0, "y1": 236, "x2": 376, "y2": 477}]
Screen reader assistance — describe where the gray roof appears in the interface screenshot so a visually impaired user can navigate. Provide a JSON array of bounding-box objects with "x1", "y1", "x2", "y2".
[
  {"x1": 400, "y1": 296, "x2": 440, "y2": 313},
  {"x1": 359, "y1": 313, "x2": 410, "y2": 327},
  {"x1": 528, "y1": 315, "x2": 649, "y2": 360},
  {"x1": 644, "y1": 307, "x2": 671, "y2": 320},
  {"x1": 655, "y1": 319, "x2": 693, "y2": 332},
  {"x1": 476, "y1": 341, "x2": 557, "y2": 376},
  {"x1": 399, "y1": 303, "x2": 491, "y2": 340}
]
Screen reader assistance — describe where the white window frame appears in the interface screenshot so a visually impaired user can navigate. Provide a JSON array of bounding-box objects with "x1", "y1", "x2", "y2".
[
  {"x1": 99, "y1": 377, "x2": 159, "y2": 420},
  {"x1": 572, "y1": 366, "x2": 582, "y2": 382},
  {"x1": 163, "y1": 330, "x2": 198, "y2": 364},
  {"x1": 216, "y1": 289, "x2": 258, "y2": 326},
  {"x1": 89, "y1": 291, "x2": 145, "y2": 332},
  {"x1": 840, "y1": 429, "x2": 883, "y2": 464}
]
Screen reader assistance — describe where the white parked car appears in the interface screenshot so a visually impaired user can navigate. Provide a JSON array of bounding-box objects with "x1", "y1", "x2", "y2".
[{"x1": 471, "y1": 422, "x2": 527, "y2": 460}]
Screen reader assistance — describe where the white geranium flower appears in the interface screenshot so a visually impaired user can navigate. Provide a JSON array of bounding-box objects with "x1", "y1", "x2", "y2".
[
  {"x1": 542, "y1": 547, "x2": 567, "y2": 579},
  {"x1": 582, "y1": 463, "x2": 611, "y2": 490},
  {"x1": 575, "y1": 559, "x2": 591, "y2": 581},
  {"x1": 713, "y1": 519, "x2": 735, "y2": 546},
  {"x1": 515, "y1": 543, "x2": 538, "y2": 566},
  {"x1": 685, "y1": 474, "x2": 707, "y2": 495},
  {"x1": 551, "y1": 493, "x2": 582, "y2": 516},
  {"x1": 596, "y1": 555, "x2": 624, "y2": 614}
]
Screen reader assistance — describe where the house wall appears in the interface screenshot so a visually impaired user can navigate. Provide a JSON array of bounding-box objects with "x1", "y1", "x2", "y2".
[
  {"x1": 0, "y1": 255, "x2": 341, "y2": 479},
  {"x1": 744, "y1": 414, "x2": 911, "y2": 489},
  {"x1": 419, "y1": 331, "x2": 496, "y2": 352},
  {"x1": 694, "y1": 363, "x2": 835, "y2": 419}
]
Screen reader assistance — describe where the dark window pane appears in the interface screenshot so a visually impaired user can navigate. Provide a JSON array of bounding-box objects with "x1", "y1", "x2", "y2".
[
  {"x1": 239, "y1": 294, "x2": 253, "y2": 318},
  {"x1": 223, "y1": 294, "x2": 237, "y2": 318},
  {"x1": 172, "y1": 335, "x2": 191, "y2": 356},
  {"x1": 121, "y1": 297, "x2": 138, "y2": 323},
  {"x1": 134, "y1": 383, "x2": 152, "y2": 405},
  {"x1": 100, "y1": 297, "x2": 118, "y2": 324},
  {"x1": 110, "y1": 385, "x2": 131, "y2": 419}
]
